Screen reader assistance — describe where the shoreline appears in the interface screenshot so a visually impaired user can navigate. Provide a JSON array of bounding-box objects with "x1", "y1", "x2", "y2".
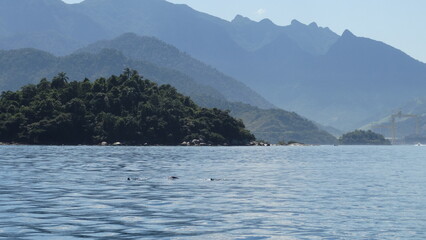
[{"x1": 0, "y1": 142, "x2": 313, "y2": 147}]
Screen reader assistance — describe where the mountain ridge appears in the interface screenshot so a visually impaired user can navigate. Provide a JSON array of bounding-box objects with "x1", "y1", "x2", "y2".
[
  {"x1": 76, "y1": 33, "x2": 274, "y2": 109},
  {"x1": 1, "y1": 0, "x2": 426, "y2": 131},
  {"x1": 0, "y1": 46, "x2": 336, "y2": 144}
]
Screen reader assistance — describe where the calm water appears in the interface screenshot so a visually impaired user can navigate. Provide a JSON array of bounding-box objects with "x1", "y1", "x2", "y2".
[{"x1": 1, "y1": 145, "x2": 426, "y2": 239}]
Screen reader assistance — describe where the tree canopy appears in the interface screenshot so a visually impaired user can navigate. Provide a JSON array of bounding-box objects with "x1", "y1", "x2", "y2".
[
  {"x1": 338, "y1": 130, "x2": 391, "y2": 145},
  {"x1": 0, "y1": 70, "x2": 254, "y2": 145}
]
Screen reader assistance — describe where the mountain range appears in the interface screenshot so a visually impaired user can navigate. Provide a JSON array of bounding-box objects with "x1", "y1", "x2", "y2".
[
  {"x1": 1, "y1": 0, "x2": 425, "y2": 137},
  {"x1": 76, "y1": 33, "x2": 273, "y2": 109},
  {"x1": 0, "y1": 35, "x2": 336, "y2": 144}
]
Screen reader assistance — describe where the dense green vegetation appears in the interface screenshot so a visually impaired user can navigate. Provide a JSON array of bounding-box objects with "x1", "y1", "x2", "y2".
[
  {"x1": 338, "y1": 130, "x2": 391, "y2": 145},
  {"x1": 0, "y1": 70, "x2": 254, "y2": 145},
  {"x1": 3, "y1": 0, "x2": 426, "y2": 133},
  {"x1": 199, "y1": 96, "x2": 337, "y2": 144},
  {"x1": 0, "y1": 48, "x2": 337, "y2": 144}
]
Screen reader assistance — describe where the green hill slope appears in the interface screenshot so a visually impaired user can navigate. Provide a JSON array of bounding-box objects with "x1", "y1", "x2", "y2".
[
  {"x1": 199, "y1": 97, "x2": 337, "y2": 144},
  {"x1": 0, "y1": 48, "x2": 225, "y2": 102},
  {"x1": 0, "y1": 48, "x2": 336, "y2": 144},
  {"x1": 77, "y1": 33, "x2": 274, "y2": 109},
  {"x1": 0, "y1": 71, "x2": 254, "y2": 145},
  {"x1": 362, "y1": 99, "x2": 426, "y2": 144},
  {"x1": 2, "y1": 0, "x2": 426, "y2": 131},
  {"x1": 339, "y1": 130, "x2": 390, "y2": 145}
]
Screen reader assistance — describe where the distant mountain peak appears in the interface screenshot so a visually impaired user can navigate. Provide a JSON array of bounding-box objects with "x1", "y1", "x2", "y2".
[
  {"x1": 232, "y1": 14, "x2": 253, "y2": 24},
  {"x1": 232, "y1": 15, "x2": 276, "y2": 28},
  {"x1": 291, "y1": 19, "x2": 304, "y2": 26},
  {"x1": 342, "y1": 29, "x2": 356, "y2": 38},
  {"x1": 259, "y1": 18, "x2": 275, "y2": 26},
  {"x1": 309, "y1": 22, "x2": 318, "y2": 28}
]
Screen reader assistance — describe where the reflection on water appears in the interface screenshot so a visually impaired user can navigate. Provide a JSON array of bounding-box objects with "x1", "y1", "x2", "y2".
[{"x1": 1, "y1": 146, "x2": 426, "y2": 239}]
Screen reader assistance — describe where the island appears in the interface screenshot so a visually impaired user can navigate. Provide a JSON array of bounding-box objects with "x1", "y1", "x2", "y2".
[
  {"x1": 338, "y1": 130, "x2": 391, "y2": 145},
  {"x1": 0, "y1": 70, "x2": 255, "y2": 146}
]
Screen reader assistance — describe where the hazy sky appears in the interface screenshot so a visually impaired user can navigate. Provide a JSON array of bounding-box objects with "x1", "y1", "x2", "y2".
[{"x1": 62, "y1": 0, "x2": 426, "y2": 63}]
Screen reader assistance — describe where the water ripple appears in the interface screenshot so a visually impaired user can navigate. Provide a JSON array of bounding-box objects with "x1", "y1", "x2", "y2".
[{"x1": 1, "y1": 145, "x2": 426, "y2": 239}]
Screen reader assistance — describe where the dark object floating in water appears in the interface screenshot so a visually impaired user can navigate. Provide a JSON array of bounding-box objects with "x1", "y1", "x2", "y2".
[
  {"x1": 168, "y1": 176, "x2": 179, "y2": 180},
  {"x1": 207, "y1": 178, "x2": 221, "y2": 181},
  {"x1": 127, "y1": 177, "x2": 131, "y2": 181}
]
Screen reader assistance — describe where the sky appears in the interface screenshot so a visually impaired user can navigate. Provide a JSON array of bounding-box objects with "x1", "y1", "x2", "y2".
[{"x1": 62, "y1": 0, "x2": 426, "y2": 63}]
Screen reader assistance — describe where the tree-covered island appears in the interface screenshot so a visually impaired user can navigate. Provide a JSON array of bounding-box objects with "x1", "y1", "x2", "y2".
[
  {"x1": 338, "y1": 130, "x2": 391, "y2": 145},
  {"x1": 0, "y1": 70, "x2": 255, "y2": 145}
]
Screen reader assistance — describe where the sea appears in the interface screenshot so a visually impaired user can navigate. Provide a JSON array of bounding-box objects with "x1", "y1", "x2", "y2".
[{"x1": 1, "y1": 145, "x2": 425, "y2": 239}]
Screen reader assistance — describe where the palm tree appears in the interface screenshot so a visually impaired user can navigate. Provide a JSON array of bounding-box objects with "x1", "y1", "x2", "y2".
[{"x1": 51, "y1": 72, "x2": 69, "y2": 89}]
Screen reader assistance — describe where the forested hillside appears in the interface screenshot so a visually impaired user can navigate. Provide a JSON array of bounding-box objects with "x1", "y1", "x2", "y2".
[
  {"x1": 77, "y1": 33, "x2": 274, "y2": 109},
  {"x1": 362, "y1": 98, "x2": 426, "y2": 143},
  {"x1": 200, "y1": 98, "x2": 337, "y2": 144},
  {"x1": 0, "y1": 48, "x2": 225, "y2": 102},
  {"x1": 339, "y1": 130, "x2": 391, "y2": 145},
  {"x1": 0, "y1": 48, "x2": 336, "y2": 144},
  {"x1": 2, "y1": 0, "x2": 426, "y2": 131},
  {"x1": 0, "y1": 71, "x2": 254, "y2": 145}
]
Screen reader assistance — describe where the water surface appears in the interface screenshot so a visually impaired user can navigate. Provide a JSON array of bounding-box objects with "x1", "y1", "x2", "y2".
[{"x1": 1, "y1": 145, "x2": 425, "y2": 239}]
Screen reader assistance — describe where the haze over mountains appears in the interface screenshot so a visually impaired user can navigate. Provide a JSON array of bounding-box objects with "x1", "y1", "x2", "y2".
[
  {"x1": 362, "y1": 98, "x2": 426, "y2": 143},
  {"x1": 0, "y1": 36, "x2": 336, "y2": 144},
  {"x1": 0, "y1": 47, "x2": 225, "y2": 101},
  {"x1": 1, "y1": 0, "x2": 425, "y2": 140},
  {"x1": 76, "y1": 33, "x2": 273, "y2": 109}
]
